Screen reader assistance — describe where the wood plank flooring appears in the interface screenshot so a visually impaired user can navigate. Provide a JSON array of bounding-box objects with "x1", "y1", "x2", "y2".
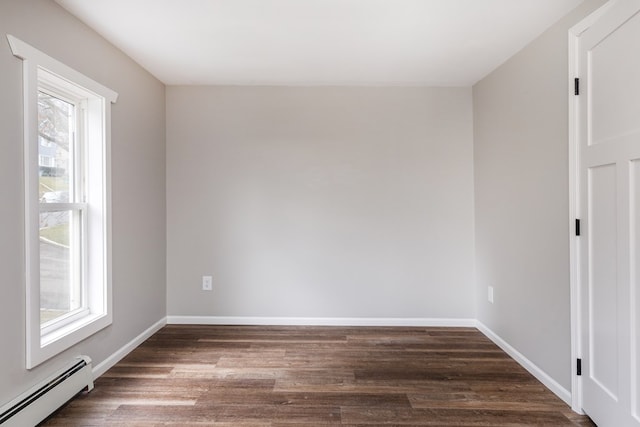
[{"x1": 40, "y1": 325, "x2": 595, "y2": 426}]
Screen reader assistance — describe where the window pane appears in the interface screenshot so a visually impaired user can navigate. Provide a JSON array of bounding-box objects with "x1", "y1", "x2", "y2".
[
  {"x1": 39, "y1": 210, "x2": 81, "y2": 325},
  {"x1": 38, "y1": 92, "x2": 72, "y2": 203}
]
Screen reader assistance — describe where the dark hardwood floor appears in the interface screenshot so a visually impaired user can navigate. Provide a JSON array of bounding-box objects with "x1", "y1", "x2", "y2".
[{"x1": 41, "y1": 325, "x2": 595, "y2": 426}]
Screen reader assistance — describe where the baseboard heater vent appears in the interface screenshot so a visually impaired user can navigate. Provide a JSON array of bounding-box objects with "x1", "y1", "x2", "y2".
[{"x1": 0, "y1": 355, "x2": 93, "y2": 426}]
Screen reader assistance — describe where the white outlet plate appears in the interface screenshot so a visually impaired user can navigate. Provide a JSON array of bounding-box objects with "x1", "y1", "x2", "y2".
[
  {"x1": 202, "y1": 276, "x2": 212, "y2": 291},
  {"x1": 488, "y1": 286, "x2": 494, "y2": 304}
]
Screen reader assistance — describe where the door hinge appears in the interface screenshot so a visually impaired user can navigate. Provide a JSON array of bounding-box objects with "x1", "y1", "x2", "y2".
[
  {"x1": 574, "y1": 78, "x2": 580, "y2": 96},
  {"x1": 575, "y1": 219, "x2": 581, "y2": 236},
  {"x1": 577, "y1": 358, "x2": 582, "y2": 376}
]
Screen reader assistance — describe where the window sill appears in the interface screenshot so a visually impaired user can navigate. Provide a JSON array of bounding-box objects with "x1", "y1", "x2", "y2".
[
  {"x1": 42, "y1": 312, "x2": 106, "y2": 347},
  {"x1": 29, "y1": 311, "x2": 112, "y2": 369}
]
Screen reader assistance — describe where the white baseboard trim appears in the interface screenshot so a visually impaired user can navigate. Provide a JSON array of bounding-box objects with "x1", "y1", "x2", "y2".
[
  {"x1": 92, "y1": 317, "x2": 167, "y2": 378},
  {"x1": 476, "y1": 321, "x2": 572, "y2": 406},
  {"x1": 166, "y1": 315, "x2": 477, "y2": 328}
]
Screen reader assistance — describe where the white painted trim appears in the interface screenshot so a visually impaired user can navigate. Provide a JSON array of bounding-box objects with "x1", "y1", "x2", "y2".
[
  {"x1": 567, "y1": 0, "x2": 617, "y2": 414},
  {"x1": 92, "y1": 317, "x2": 167, "y2": 379},
  {"x1": 166, "y1": 316, "x2": 477, "y2": 327},
  {"x1": 7, "y1": 35, "x2": 118, "y2": 103},
  {"x1": 476, "y1": 321, "x2": 572, "y2": 406}
]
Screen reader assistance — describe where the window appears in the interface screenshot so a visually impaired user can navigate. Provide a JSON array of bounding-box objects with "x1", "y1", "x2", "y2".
[
  {"x1": 38, "y1": 155, "x2": 54, "y2": 168},
  {"x1": 9, "y1": 35, "x2": 118, "y2": 369}
]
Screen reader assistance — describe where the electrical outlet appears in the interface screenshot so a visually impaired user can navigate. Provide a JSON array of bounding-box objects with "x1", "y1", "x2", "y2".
[
  {"x1": 488, "y1": 286, "x2": 494, "y2": 304},
  {"x1": 202, "y1": 275, "x2": 212, "y2": 291}
]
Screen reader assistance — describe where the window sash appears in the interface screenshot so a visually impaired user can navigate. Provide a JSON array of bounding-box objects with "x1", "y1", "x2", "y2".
[
  {"x1": 39, "y1": 204, "x2": 87, "y2": 333},
  {"x1": 40, "y1": 202, "x2": 87, "y2": 212},
  {"x1": 41, "y1": 307, "x2": 91, "y2": 337}
]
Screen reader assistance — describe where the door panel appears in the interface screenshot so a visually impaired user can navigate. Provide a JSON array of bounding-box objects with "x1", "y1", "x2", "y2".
[
  {"x1": 588, "y1": 164, "x2": 618, "y2": 400},
  {"x1": 590, "y1": 12, "x2": 640, "y2": 146}
]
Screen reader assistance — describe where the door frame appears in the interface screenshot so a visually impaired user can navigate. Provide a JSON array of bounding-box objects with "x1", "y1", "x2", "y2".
[{"x1": 568, "y1": 0, "x2": 617, "y2": 414}]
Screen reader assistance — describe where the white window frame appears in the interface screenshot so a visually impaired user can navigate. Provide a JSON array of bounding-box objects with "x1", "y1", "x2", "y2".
[{"x1": 8, "y1": 35, "x2": 118, "y2": 369}]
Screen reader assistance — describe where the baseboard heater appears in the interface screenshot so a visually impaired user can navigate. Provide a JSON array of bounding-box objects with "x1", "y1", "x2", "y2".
[{"x1": 0, "y1": 355, "x2": 93, "y2": 426}]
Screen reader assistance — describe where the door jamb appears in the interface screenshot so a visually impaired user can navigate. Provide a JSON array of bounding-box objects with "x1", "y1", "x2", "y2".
[{"x1": 568, "y1": 0, "x2": 617, "y2": 414}]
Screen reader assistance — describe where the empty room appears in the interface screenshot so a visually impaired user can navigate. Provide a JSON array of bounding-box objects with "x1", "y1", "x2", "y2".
[{"x1": 0, "y1": 0, "x2": 638, "y2": 425}]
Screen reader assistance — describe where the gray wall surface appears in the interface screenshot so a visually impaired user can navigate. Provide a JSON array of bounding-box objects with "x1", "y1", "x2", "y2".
[
  {"x1": 167, "y1": 86, "x2": 475, "y2": 319},
  {"x1": 0, "y1": 0, "x2": 166, "y2": 404},
  {"x1": 0, "y1": 0, "x2": 610, "y2": 410},
  {"x1": 473, "y1": 0, "x2": 608, "y2": 391}
]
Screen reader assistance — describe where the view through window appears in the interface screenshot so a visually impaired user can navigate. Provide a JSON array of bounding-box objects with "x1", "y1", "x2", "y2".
[{"x1": 38, "y1": 91, "x2": 82, "y2": 327}]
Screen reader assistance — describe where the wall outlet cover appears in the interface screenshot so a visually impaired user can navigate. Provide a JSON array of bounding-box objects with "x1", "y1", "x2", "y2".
[{"x1": 202, "y1": 276, "x2": 213, "y2": 291}]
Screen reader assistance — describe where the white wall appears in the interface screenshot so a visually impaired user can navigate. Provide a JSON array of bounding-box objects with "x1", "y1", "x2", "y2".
[
  {"x1": 473, "y1": 0, "x2": 608, "y2": 392},
  {"x1": 167, "y1": 86, "x2": 475, "y2": 320},
  {"x1": 0, "y1": 0, "x2": 166, "y2": 404}
]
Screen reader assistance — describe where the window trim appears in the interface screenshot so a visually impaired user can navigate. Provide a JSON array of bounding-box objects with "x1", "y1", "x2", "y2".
[{"x1": 8, "y1": 35, "x2": 118, "y2": 369}]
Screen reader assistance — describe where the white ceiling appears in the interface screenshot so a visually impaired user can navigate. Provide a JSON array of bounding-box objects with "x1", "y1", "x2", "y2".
[{"x1": 55, "y1": 0, "x2": 583, "y2": 86}]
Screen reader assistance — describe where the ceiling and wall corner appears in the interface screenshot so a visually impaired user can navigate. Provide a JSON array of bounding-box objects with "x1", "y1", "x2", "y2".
[{"x1": 54, "y1": 0, "x2": 583, "y2": 87}]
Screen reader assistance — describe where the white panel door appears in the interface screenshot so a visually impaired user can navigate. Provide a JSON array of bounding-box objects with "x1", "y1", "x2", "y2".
[{"x1": 578, "y1": 1, "x2": 640, "y2": 426}]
